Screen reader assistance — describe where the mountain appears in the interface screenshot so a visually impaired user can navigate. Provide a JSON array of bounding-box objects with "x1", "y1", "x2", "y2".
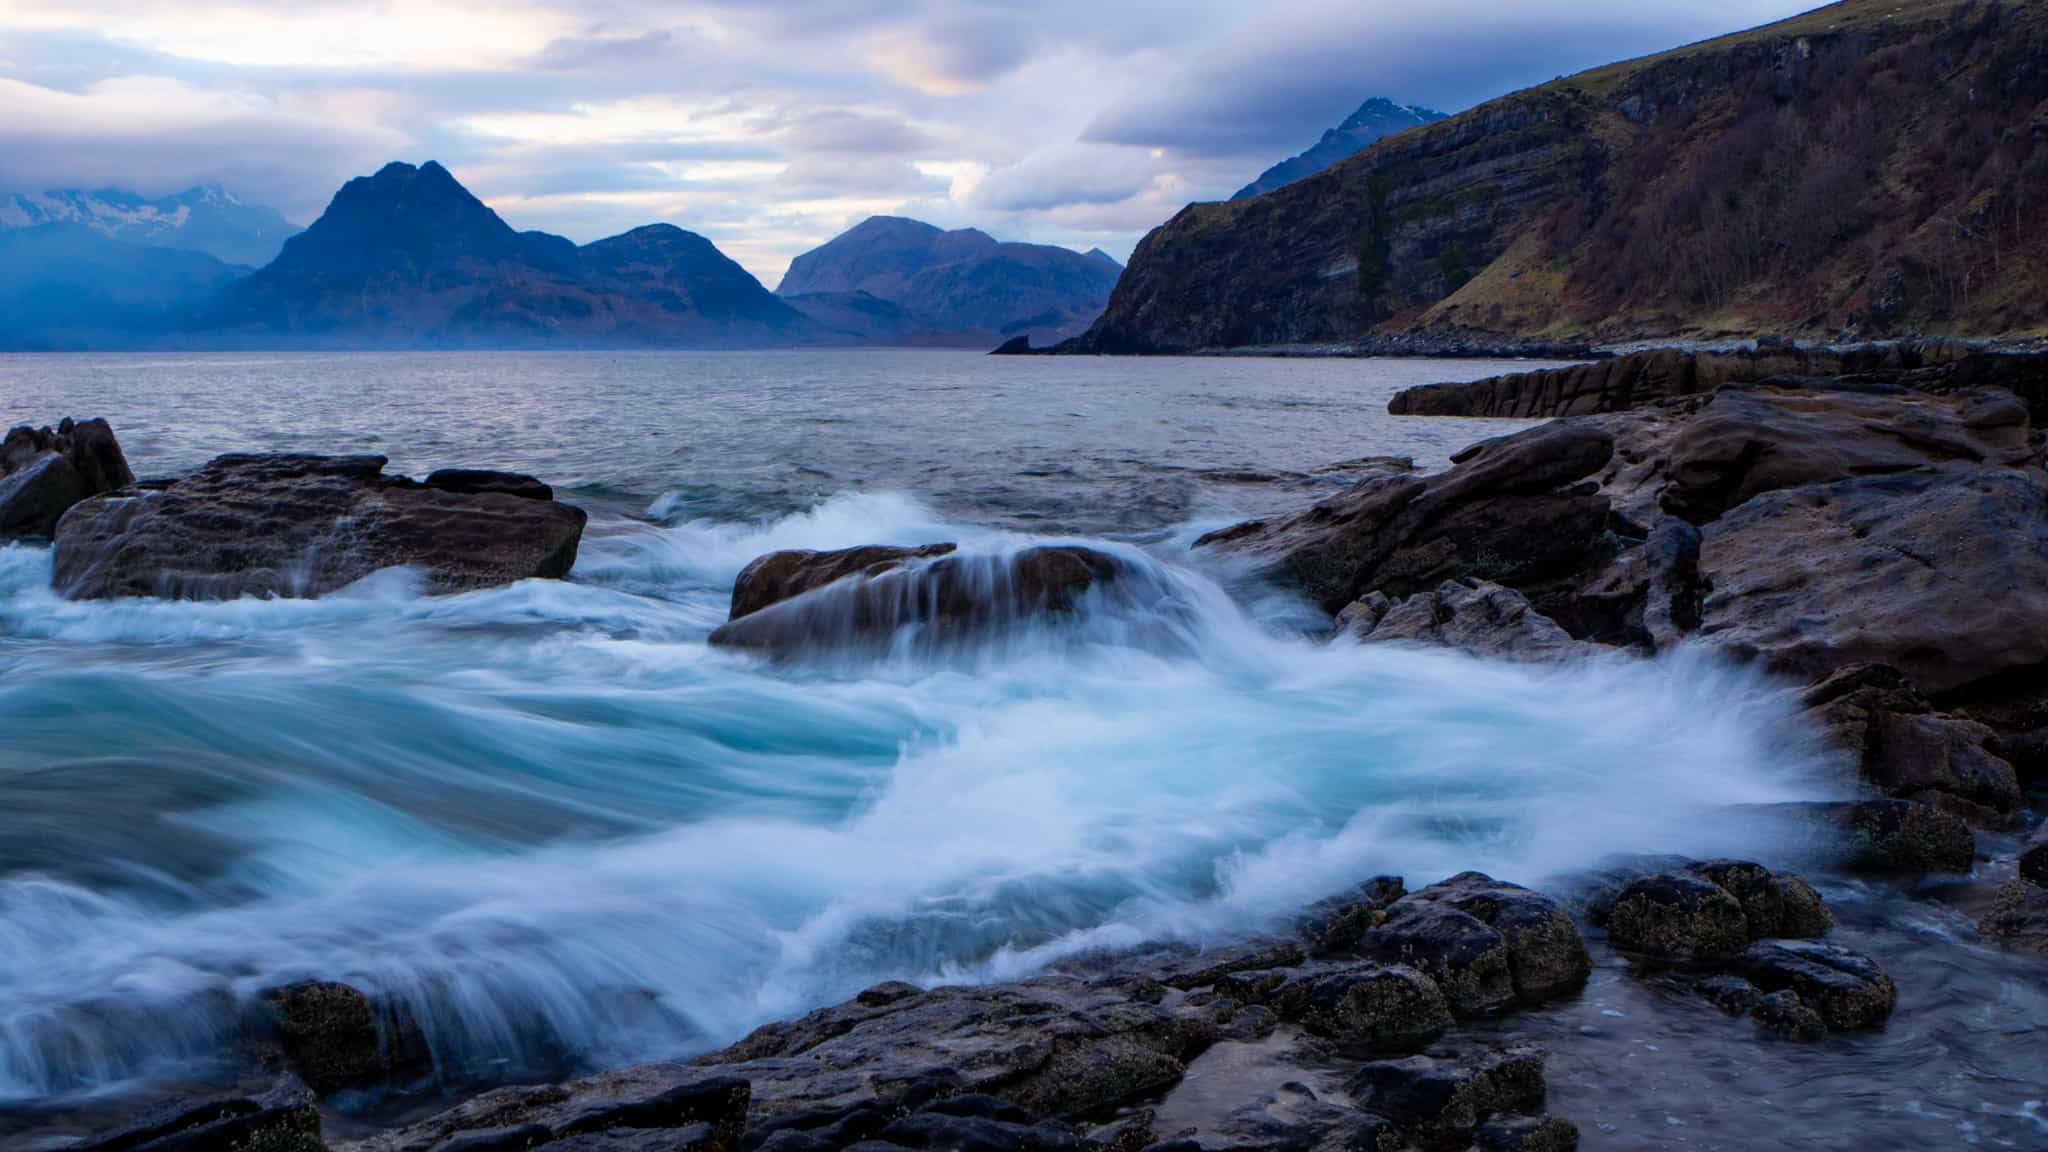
[
  {"x1": 1069, "y1": 0, "x2": 2048, "y2": 354},
  {"x1": 1232, "y1": 98, "x2": 1447, "y2": 200},
  {"x1": 0, "y1": 225, "x2": 247, "y2": 351},
  {"x1": 778, "y1": 217, "x2": 1122, "y2": 345},
  {"x1": 204, "y1": 161, "x2": 815, "y2": 348},
  {"x1": 0, "y1": 186, "x2": 297, "y2": 267}
]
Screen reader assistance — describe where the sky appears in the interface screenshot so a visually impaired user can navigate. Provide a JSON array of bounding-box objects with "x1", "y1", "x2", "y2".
[{"x1": 0, "y1": 0, "x2": 1823, "y2": 285}]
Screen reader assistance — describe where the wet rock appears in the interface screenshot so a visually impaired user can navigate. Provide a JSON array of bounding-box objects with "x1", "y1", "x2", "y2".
[
  {"x1": 1405, "y1": 874, "x2": 1591, "y2": 1006},
  {"x1": 1154, "y1": 943, "x2": 1308, "y2": 992},
  {"x1": 1348, "y1": 1044, "x2": 1547, "y2": 1152},
  {"x1": 263, "y1": 979, "x2": 429, "y2": 1095},
  {"x1": 1476, "y1": 1114, "x2": 1580, "y2": 1152},
  {"x1": 1800, "y1": 664, "x2": 2023, "y2": 825},
  {"x1": 727, "y1": 543, "x2": 959, "y2": 621},
  {"x1": 709, "y1": 545, "x2": 1127, "y2": 653},
  {"x1": 71, "y1": 1077, "x2": 323, "y2": 1152},
  {"x1": 424, "y1": 468, "x2": 556, "y2": 501},
  {"x1": 1749, "y1": 989, "x2": 1826, "y2": 1041},
  {"x1": 1978, "y1": 878, "x2": 2048, "y2": 955},
  {"x1": 1767, "y1": 799, "x2": 1977, "y2": 873},
  {"x1": 2022, "y1": 825, "x2": 2048, "y2": 888},
  {"x1": 1695, "y1": 975, "x2": 1763, "y2": 1015},
  {"x1": 1337, "y1": 580, "x2": 1586, "y2": 661},
  {"x1": 1604, "y1": 873, "x2": 1750, "y2": 960},
  {"x1": 1663, "y1": 386, "x2": 2037, "y2": 523},
  {"x1": 877, "y1": 1108, "x2": 1082, "y2": 1152},
  {"x1": 1385, "y1": 348, "x2": 1827, "y2": 419},
  {"x1": 1196, "y1": 421, "x2": 1614, "y2": 614},
  {"x1": 1272, "y1": 965, "x2": 1452, "y2": 1053},
  {"x1": 52, "y1": 453, "x2": 586, "y2": 600},
  {"x1": 1697, "y1": 469, "x2": 2048, "y2": 700},
  {"x1": 0, "y1": 417, "x2": 133, "y2": 538},
  {"x1": 1681, "y1": 861, "x2": 1833, "y2": 940},
  {"x1": 1553, "y1": 513, "x2": 1701, "y2": 651},
  {"x1": 337, "y1": 1065, "x2": 751, "y2": 1152},
  {"x1": 1300, "y1": 878, "x2": 1405, "y2": 954},
  {"x1": 1357, "y1": 901, "x2": 1515, "y2": 1018},
  {"x1": 1736, "y1": 941, "x2": 1896, "y2": 1030}
]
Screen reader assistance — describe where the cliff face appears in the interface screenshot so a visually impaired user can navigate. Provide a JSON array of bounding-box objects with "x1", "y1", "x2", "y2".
[{"x1": 1071, "y1": 0, "x2": 2048, "y2": 353}]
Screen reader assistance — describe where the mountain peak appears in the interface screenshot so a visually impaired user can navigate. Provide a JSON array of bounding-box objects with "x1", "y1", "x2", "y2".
[
  {"x1": 1233, "y1": 96, "x2": 1450, "y2": 200},
  {"x1": 0, "y1": 183, "x2": 297, "y2": 267}
]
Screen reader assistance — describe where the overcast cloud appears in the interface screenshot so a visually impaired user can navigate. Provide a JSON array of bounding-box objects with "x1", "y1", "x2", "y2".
[{"x1": 0, "y1": 0, "x2": 1817, "y2": 283}]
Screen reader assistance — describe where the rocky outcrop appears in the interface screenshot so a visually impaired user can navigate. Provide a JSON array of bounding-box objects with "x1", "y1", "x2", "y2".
[
  {"x1": 1196, "y1": 421, "x2": 1615, "y2": 614},
  {"x1": 51, "y1": 453, "x2": 586, "y2": 600},
  {"x1": 709, "y1": 545, "x2": 1126, "y2": 653},
  {"x1": 340, "y1": 1065, "x2": 751, "y2": 1152},
  {"x1": 0, "y1": 417, "x2": 133, "y2": 537},
  {"x1": 1338, "y1": 580, "x2": 1586, "y2": 661},
  {"x1": 1799, "y1": 665, "x2": 2024, "y2": 826},
  {"x1": 69, "y1": 1078, "x2": 324, "y2": 1152},
  {"x1": 262, "y1": 980, "x2": 428, "y2": 1095}
]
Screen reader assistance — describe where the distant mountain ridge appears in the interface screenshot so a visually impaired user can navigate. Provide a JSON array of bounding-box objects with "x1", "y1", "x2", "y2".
[
  {"x1": 1233, "y1": 98, "x2": 1447, "y2": 200},
  {"x1": 0, "y1": 225, "x2": 246, "y2": 351},
  {"x1": 204, "y1": 161, "x2": 816, "y2": 348},
  {"x1": 0, "y1": 185, "x2": 297, "y2": 267},
  {"x1": 778, "y1": 216, "x2": 1121, "y2": 346}
]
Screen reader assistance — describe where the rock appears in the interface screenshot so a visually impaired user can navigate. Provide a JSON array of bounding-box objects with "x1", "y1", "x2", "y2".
[
  {"x1": 262, "y1": 979, "x2": 429, "y2": 1095},
  {"x1": 1801, "y1": 664, "x2": 2023, "y2": 824},
  {"x1": 1695, "y1": 975, "x2": 1763, "y2": 1015},
  {"x1": 52, "y1": 453, "x2": 586, "y2": 600},
  {"x1": 71, "y1": 1077, "x2": 323, "y2": 1152},
  {"x1": 1386, "y1": 348, "x2": 1834, "y2": 419},
  {"x1": 1272, "y1": 965, "x2": 1452, "y2": 1053},
  {"x1": 1749, "y1": 989, "x2": 1827, "y2": 1041},
  {"x1": 1300, "y1": 877, "x2": 1406, "y2": 953},
  {"x1": 1604, "y1": 873, "x2": 1750, "y2": 960},
  {"x1": 991, "y1": 336, "x2": 1034, "y2": 355},
  {"x1": 877, "y1": 1109, "x2": 1081, "y2": 1152},
  {"x1": 1338, "y1": 580, "x2": 1587, "y2": 661},
  {"x1": 1979, "y1": 879, "x2": 2048, "y2": 955},
  {"x1": 709, "y1": 546, "x2": 1129, "y2": 653},
  {"x1": 1790, "y1": 800, "x2": 1978, "y2": 873},
  {"x1": 1551, "y1": 514, "x2": 1701, "y2": 651},
  {"x1": 1736, "y1": 940, "x2": 1896, "y2": 1030},
  {"x1": 2022, "y1": 825, "x2": 2048, "y2": 888},
  {"x1": 1198, "y1": 421, "x2": 1615, "y2": 614},
  {"x1": 1681, "y1": 861, "x2": 1833, "y2": 940},
  {"x1": 1663, "y1": 386, "x2": 2037, "y2": 522},
  {"x1": 727, "y1": 543, "x2": 959, "y2": 620},
  {"x1": 1476, "y1": 1114, "x2": 1580, "y2": 1152},
  {"x1": 0, "y1": 417, "x2": 133, "y2": 538},
  {"x1": 1402, "y1": 874, "x2": 1591, "y2": 1006},
  {"x1": 1348, "y1": 1044, "x2": 1547, "y2": 1152},
  {"x1": 1357, "y1": 901, "x2": 1515, "y2": 1018},
  {"x1": 424, "y1": 468, "x2": 556, "y2": 501},
  {"x1": 1698, "y1": 469, "x2": 2048, "y2": 700},
  {"x1": 336, "y1": 1065, "x2": 751, "y2": 1152}
]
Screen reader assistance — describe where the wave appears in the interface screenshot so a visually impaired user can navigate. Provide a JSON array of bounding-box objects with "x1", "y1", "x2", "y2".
[{"x1": 0, "y1": 492, "x2": 1844, "y2": 1104}]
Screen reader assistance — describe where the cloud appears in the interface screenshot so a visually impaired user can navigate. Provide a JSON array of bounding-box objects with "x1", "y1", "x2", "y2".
[
  {"x1": 865, "y1": 12, "x2": 1039, "y2": 95},
  {"x1": 972, "y1": 143, "x2": 1157, "y2": 213}
]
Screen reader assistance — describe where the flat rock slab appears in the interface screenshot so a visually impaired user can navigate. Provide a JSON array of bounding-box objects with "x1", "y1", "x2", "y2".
[{"x1": 52, "y1": 453, "x2": 586, "y2": 600}]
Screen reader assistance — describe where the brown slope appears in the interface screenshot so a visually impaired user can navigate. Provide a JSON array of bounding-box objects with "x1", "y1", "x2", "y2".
[{"x1": 1069, "y1": 0, "x2": 2048, "y2": 353}]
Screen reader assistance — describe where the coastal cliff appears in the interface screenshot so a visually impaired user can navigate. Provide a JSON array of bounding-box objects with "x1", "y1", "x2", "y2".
[{"x1": 1066, "y1": 0, "x2": 2048, "y2": 353}]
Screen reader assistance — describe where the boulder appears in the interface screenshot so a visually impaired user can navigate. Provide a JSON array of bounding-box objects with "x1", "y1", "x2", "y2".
[
  {"x1": 1735, "y1": 940, "x2": 1896, "y2": 1031},
  {"x1": 1782, "y1": 800, "x2": 1978, "y2": 874},
  {"x1": 51, "y1": 453, "x2": 586, "y2": 600},
  {"x1": 1603, "y1": 873, "x2": 1750, "y2": 960},
  {"x1": 1800, "y1": 664, "x2": 2023, "y2": 824},
  {"x1": 1347, "y1": 1044, "x2": 1548, "y2": 1152},
  {"x1": 1400, "y1": 874, "x2": 1591, "y2": 1006},
  {"x1": 70, "y1": 1077, "x2": 324, "y2": 1152},
  {"x1": 1197, "y1": 421, "x2": 1614, "y2": 614},
  {"x1": 262, "y1": 980, "x2": 429, "y2": 1096},
  {"x1": 336, "y1": 1065, "x2": 751, "y2": 1152},
  {"x1": 2022, "y1": 825, "x2": 2048, "y2": 888},
  {"x1": 1476, "y1": 1114, "x2": 1579, "y2": 1152},
  {"x1": 1338, "y1": 580, "x2": 1586, "y2": 661},
  {"x1": 1663, "y1": 386, "x2": 2037, "y2": 522},
  {"x1": 1749, "y1": 989, "x2": 1827, "y2": 1041},
  {"x1": 1357, "y1": 900, "x2": 1516, "y2": 1018},
  {"x1": 1979, "y1": 879, "x2": 2048, "y2": 955},
  {"x1": 1271, "y1": 964, "x2": 1452, "y2": 1052},
  {"x1": 1697, "y1": 469, "x2": 2048, "y2": 699},
  {"x1": 709, "y1": 545, "x2": 1127, "y2": 653},
  {"x1": 0, "y1": 417, "x2": 133, "y2": 538},
  {"x1": 1681, "y1": 861, "x2": 1833, "y2": 940}
]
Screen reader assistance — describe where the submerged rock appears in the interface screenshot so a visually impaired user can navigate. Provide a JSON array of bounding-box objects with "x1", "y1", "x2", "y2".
[
  {"x1": 1979, "y1": 879, "x2": 2048, "y2": 955},
  {"x1": 51, "y1": 453, "x2": 586, "y2": 600},
  {"x1": 1736, "y1": 940, "x2": 1896, "y2": 1031},
  {"x1": 262, "y1": 980, "x2": 429, "y2": 1095},
  {"x1": 709, "y1": 544, "x2": 1128, "y2": 653},
  {"x1": 0, "y1": 417, "x2": 133, "y2": 539}
]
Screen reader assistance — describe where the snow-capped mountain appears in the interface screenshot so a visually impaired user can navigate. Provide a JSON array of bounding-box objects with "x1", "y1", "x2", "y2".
[{"x1": 0, "y1": 186, "x2": 297, "y2": 267}]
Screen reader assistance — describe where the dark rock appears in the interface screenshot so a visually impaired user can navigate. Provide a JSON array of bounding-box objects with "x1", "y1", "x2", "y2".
[
  {"x1": 1154, "y1": 943, "x2": 1308, "y2": 991},
  {"x1": 1695, "y1": 975, "x2": 1763, "y2": 1015},
  {"x1": 338, "y1": 1065, "x2": 750, "y2": 1152},
  {"x1": 1386, "y1": 348, "x2": 1828, "y2": 419},
  {"x1": 262, "y1": 979, "x2": 429, "y2": 1095},
  {"x1": 877, "y1": 1111, "x2": 1081, "y2": 1152},
  {"x1": 1800, "y1": 664, "x2": 2024, "y2": 825},
  {"x1": 52, "y1": 453, "x2": 586, "y2": 600},
  {"x1": 72, "y1": 1077, "x2": 323, "y2": 1152},
  {"x1": 1736, "y1": 941, "x2": 1896, "y2": 1030},
  {"x1": 727, "y1": 544, "x2": 959, "y2": 621},
  {"x1": 709, "y1": 546, "x2": 1129, "y2": 653},
  {"x1": 991, "y1": 336, "x2": 1033, "y2": 355},
  {"x1": 2022, "y1": 825, "x2": 2048, "y2": 888},
  {"x1": 1197, "y1": 421, "x2": 1613, "y2": 614},
  {"x1": 1749, "y1": 989, "x2": 1826, "y2": 1041},
  {"x1": 1348, "y1": 1045, "x2": 1547, "y2": 1152},
  {"x1": 424, "y1": 468, "x2": 555, "y2": 501},
  {"x1": 1791, "y1": 800, "x2": 1978, "y2": 873},
  {"x1": 0, "y1": 417, "x2": 133, "y2": 538},
  {"x1": 1604, "y1": 873, "x2": 1750, "y2": 960},
  {"x1": 1476, "y1": 1114, "x2": 1580, "y2": 1152},
  {"x1": 1978, "y1": 878, "x2": 2048, "y2": 955},
  {"x1": 1404, "y1": 874, "x2": 1592, "y2": 1006},
  {"x1": 1337, "y1": 580, "x2": 1586, "y2": 661},
  {"x1": 1357, "y1": 901, "x2": 1515, "y2": 1018},
  {"x1": 1300, "y1": 878, "x2": 1405, "y2": 953},
  {"x1": 1273, "y1": 965, "x2": 1451, "y2": 1053},
  {"x1": 1681, "y1": 861, "x2": 1833, "y2": 940}
]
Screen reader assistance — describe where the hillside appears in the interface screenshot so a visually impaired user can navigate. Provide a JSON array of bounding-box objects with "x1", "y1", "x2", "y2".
[
  {"x1": 1232, "y1": 98, "x2": 1447, "y2": 200},
  {"x1": 0, "y1": 225, "x2": 247, "y2": 351},
  {"x1": 779, "y1": 216, "x2": 1122, "y2": 344},
  {"x1": 204, "y1": 162, "x2": 815, "y2": 348},
  {"x1": 1067, "y1": 0, "x2": 2048, "y2": 353}
]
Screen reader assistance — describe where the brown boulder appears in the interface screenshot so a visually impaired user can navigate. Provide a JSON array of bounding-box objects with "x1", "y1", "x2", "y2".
[
  {"x1": 0, "y1": 417, "x2": 133, "y2": 538},
  {"x1": 708, "y1": 545, "x2": 1126, "y2": 652},
  {"x1": 51, "y1": 453, "x2": 586, "y2": 600},
  {"x1": 1800, "y1": 663, "x2": 2023, "y2": 824},
  {"x1": 263, "y1": 980, "x2": 429, "y2": 1096}
]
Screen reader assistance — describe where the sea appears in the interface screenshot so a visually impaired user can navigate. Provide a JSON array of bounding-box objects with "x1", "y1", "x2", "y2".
[{"x1": 0, "y1": 350, "x2": 2041, "y2": 1149}]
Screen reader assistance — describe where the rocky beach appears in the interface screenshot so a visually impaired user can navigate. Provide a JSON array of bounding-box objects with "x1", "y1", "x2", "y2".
[{"x1": 3, "y1": 343, "x2": 2045, "y2": 1151}]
